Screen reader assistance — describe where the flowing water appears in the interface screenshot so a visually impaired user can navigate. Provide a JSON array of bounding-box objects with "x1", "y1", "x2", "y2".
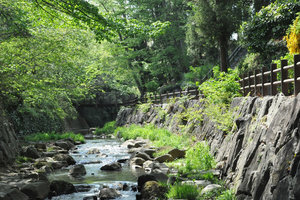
[{"x1": 47, "y1": 139, "x2": 139, "y2": 200}]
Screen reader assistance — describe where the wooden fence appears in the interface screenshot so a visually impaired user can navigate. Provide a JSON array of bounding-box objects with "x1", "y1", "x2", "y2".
[
  {"x1": 79, "y1": 88, "x2": 201, "y2": 108},
  {"x1": 239, "y1": 54, "x2": 300, "y2": 97}
]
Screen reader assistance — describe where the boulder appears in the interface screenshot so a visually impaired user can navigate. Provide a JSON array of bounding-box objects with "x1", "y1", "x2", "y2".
[
  {"x1": 137, "y1": 174, "x2": 157, "y2": 192},
  {"x1": 23, "y1": 146, "x2": 40, "y2": 159},
  {"x1": 0, "y1": 184, "x2": 29, "y2": 200},
  {"x1": 55, "y1": 140, "x2": 74, "y2": 151},
  {"x1": 20, "y1": 181, "x2": 50, "y2": 200},
  {"x1": 130, "y1": 157, "x2": 145, "y2": 166},
  {"x1": 143, "y1": 149, "x2": 156, "y2": 157},
  {"x1": 139, "y1": 181, "x2": 167, "y2": 200},
  {"x1": 53, "y1": 154, "x2": 76, "y2": 165},
  {"x1": 34, "y1": 143, "x2": 47, "y2": 151},
  {"x1": 168, "y1": 148, "x2": 186, "y2": 159},
  {"x1": 200, "y1": 184, "x2": 222, "y2": 195},
  {"x1": 50, "y1": 180, "x2": 76, "y2": 196},
  {"x1": 69, "y1": 164, "x2": 86, "y2": 177},
  {"x1": 154, "y1": 154, "x2": 174, "y2": 163},
  {"x1": 87, "y1": 148, "x2": 100, "y2": 154},
  {"x1": 134, "y1": 152, "x2": 152, "y2": 161},
  {"x1": 99, "y1": 188, "x2": 121, "y2": 200},
  {"x1": 100, "y1": 162, "x2": 121, "y2": 171}
]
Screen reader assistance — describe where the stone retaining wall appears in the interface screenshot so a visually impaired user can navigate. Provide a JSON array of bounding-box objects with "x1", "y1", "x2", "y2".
[{"x1": 116, "y1": 94, "x2": 300, "y2": 200}]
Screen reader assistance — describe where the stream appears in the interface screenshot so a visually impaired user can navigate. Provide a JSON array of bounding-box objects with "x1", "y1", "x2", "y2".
[{"x1": 47, "y1": 139, "x2": 139, "y2": 200}]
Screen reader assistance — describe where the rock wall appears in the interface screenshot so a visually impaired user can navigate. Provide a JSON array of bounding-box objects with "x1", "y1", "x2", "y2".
[
  {"x1": 116, "y1": 93, "x2": 300, "y2": 200},
  {"x1": 0, "y1": 105, "x2": 19, "y2": 166}
]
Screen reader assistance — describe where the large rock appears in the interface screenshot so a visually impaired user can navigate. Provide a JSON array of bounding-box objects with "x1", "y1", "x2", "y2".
[
  {"x1": 50, "y1": 180, "x2": 76, "y2": 196},
  {"x1": 139, "y1": 181, "x2": 167, "y2": 200},
  {"x1": 137, "y1": 174, "x2": 157, "y2": 192},
  {"x1": 20, "y1": 181, "x2": 50, "y2": 200},
  {"x1": 53, "y1": 154, "x2": 76, "y2": 165},
  {"x1": 100, "y1": 162, "x2": 121, "y2": 171},
  {"x1": 168, "y1": 148, "x2": 186, "y2": 159},
  {"x1": 69, "y1": 164, "x2": 86, "y2": 177},
  {"x1": 0, "y1": 106, "x2": 19, "y2": 166},
  {"x1": 154, "y1": 154, "x2": 174, "y2": 163},
  {"x1": 55, "y1": 140, "x2": 74, "y2": 151},
  {"x1": 0, "y1": 184, "x2": 28, "y2": 200},
  {"x1": 130, "y1": 157, "x2": 145, "y2": 166},
  {"x1": 98, "y1": 188, "x2": 121, "y2": 200},
  {"x1": 134, "y1": 151, "x2": 152, "y2": 161},
  {"x1": 22, "y1": 146, "x2": 40, "y2": 159}
]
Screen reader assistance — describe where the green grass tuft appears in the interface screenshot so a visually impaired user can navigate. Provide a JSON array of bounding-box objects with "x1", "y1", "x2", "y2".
[{"x1": 167, "y1": 184, "x2": 199, "y2": 200}]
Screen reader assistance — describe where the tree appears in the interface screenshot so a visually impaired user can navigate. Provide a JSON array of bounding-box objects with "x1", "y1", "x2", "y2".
[
  {"x1": 240, "y1": 0, "x2": 300, "y2": 63},
  {"x1": 188, "y1": 0, "x2": 251, "y2": 72}
]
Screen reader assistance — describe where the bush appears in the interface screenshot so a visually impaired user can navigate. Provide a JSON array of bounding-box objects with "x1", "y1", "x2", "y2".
[
  {"x1": 167, "y1": 184, "x2": 199, "y2": 200},
  {"x1": 216, "y1": 189, "x2": 236, "y2": 200},
  {"x1": 185, "y1": 142, "x2": 215, "y2": 172},
  {"x1": 240, "y1": 0, "x2": 300, "y2": 62},
  {"x1": 94, "y1": 121, "x2": 116, "y2": 135},
  {"x1": 25, "y1": 132, "x2": 85, "y2": 143},
  {"x1": 285, "y1": 12, "x2": 300, "y2": 54}
]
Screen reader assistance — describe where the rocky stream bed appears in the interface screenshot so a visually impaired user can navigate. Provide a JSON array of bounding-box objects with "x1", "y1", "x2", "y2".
[{"x1": 0, "y1": 134, "x2": 223, "y2": 200}]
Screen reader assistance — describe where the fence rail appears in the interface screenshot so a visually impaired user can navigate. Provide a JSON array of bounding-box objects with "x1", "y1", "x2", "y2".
[
  {"x1": 79, "y1": 88, "x2": 201, "y2": 108},
  {"x1": 239, "y1": 54, "x2": 300, "y2": 97}
]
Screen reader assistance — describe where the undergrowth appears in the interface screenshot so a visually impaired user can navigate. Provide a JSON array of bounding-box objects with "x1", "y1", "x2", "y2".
[
  {"x1": 25, "y1": 132, "x2": 85, "y2": 142},
  {"x1": 94, "y1": 121, "x2": 116, "y2": 135}
]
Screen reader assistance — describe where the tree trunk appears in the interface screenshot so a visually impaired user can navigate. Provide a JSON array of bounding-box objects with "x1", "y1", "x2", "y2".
[{"x1": 219, "y1": 35, "x2": 229, "y2": 72}]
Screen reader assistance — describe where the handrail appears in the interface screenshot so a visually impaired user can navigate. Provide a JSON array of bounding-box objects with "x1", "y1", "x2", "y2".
[{"x1": 240, "y1": 54, "x2": 300, "y2": 96}]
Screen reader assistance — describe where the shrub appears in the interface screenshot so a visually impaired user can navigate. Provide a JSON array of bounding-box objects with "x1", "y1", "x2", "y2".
[
  {"x1": 167, "y1": 184, "x2": 199, "y2": 200},
  {"x1": 216, "y1": 189, "x2": 236, "y2": 200},
  {"x1": 25, "y1": 132, "x2": 85, "y2": 142},
  {"x1": 185, "y1": 142, "x2": 215, "y2": 172},
  {"x1": 285, "y1": 13, "x2": 300, "y2": 54},
  {"x1": 199, "y1": 67, "x2": 240, "y2": 133},
  {"x1": 94, "y1": 121, "x2": 116, "y2": 135}
]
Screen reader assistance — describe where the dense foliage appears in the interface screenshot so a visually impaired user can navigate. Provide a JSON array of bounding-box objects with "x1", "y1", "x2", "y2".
[
  {"x1": 240, "y1": 0, "x2": 300, "y2": 65},
  {"x1": 285, "y1": 13, "x2": 300, "y2": 54}
]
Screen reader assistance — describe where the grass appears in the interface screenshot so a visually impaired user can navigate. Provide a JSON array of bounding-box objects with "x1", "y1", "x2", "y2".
[
  {"x1": 167, "y1": 184, "x2": 200, "y2": 200},
  {"x1": 25, "y1": 132, "x2": 85, "y2": 143},
  {"x1": 94, "y1": 121, "x2": 116, "y2": 135},
  {"x1": 114, "y1": 124, "x2": 190, "y2": 149}
]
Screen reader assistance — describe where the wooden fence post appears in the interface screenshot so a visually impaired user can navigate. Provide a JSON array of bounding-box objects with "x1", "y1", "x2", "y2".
[
  {"x1": 160, "y1": 93, "x2": 162, "y2": 104},
  {"x1": 242, "y1": 74, "x2": 246, "y2": 96},
  {"x1": 173, "y1": 90, "x2": 176, "y2": 98},
  {"x1": 271, "y1": 63, "x2": 277, "y2": 95},
  {"x1": 180, "y1": 88, "x2": 182, "y2": 97},
  {"x1": 154, "y1": 93, "x2": 157, "y2": 104},
  {"x1": 187, "y1": 87, "x2": 190, "y2": 96},
  {"x1": 248, "y1": 71, "x2": 252, "y2": 96},
  {"x1": 294, "y1": 54, "x2": 300, "y2": 95},
  {"x1": 254, "y1": 70, "x2": 258, "y2": 96},
  {"x1": 281, "y1": 59, "x2": 288, "y2": 96},
  {"x1": 262, "y1": 67, "x2": 268, "y2": 96},
  {"x1": 166, "y1": 91, "x2": 169, "y2": 100}
]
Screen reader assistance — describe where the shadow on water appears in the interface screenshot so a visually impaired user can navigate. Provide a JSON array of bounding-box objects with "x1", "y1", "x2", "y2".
[{"x1": 47, "y1": 139, "x2": 141, "y2": 200}]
